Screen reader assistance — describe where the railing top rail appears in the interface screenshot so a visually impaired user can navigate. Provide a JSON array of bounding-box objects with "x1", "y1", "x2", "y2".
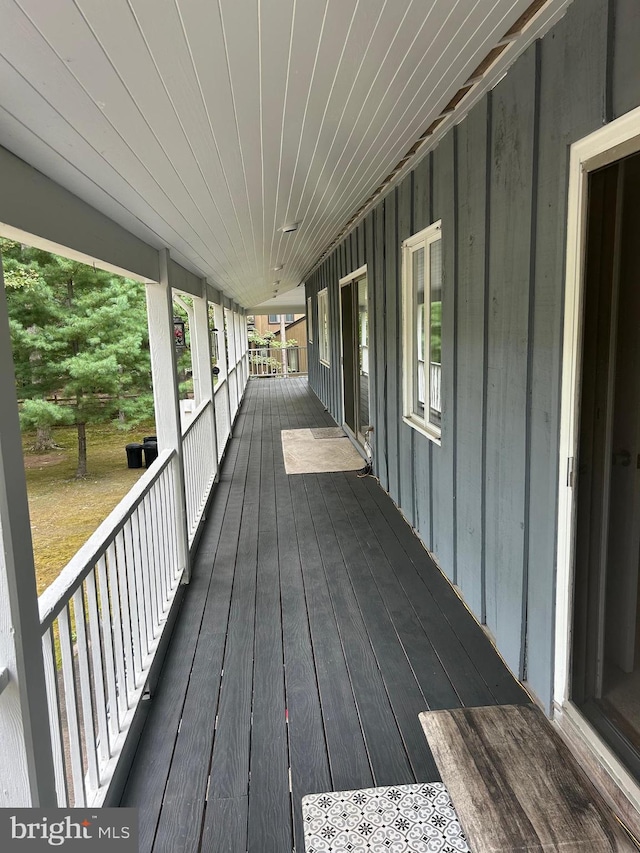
[
  {"x1": 181, "y1": 397, "x2": 211, "y2": 440},
  {"x1": 38, "y1": 448, "x2": 175, "y2": 632},
  {"x1": 214, "y1": 377, "x2": 227, "y2": 394}
]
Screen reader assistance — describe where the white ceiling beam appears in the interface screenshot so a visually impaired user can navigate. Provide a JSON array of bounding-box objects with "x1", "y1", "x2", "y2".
[{"x1": 0, "y1": 144, "x2": 159, "y2": 283}]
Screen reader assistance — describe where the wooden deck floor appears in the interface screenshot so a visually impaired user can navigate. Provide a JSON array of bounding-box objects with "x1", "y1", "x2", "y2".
[{"x1": 121, "y1": 376, "x2": 528, "y2": 853}]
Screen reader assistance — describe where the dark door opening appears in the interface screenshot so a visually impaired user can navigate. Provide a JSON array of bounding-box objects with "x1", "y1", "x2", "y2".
[
  {"x1": 571, "y1": 150, "x2": 640, "y2": 780},
  {"x1": 340, "y1": 275, "x2": 369, "y2": 445}
]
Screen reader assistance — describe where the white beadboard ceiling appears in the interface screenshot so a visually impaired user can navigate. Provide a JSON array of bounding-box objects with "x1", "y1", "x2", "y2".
[{"x1": 0, "y1": 0, "x2": 570, "y2": 308}]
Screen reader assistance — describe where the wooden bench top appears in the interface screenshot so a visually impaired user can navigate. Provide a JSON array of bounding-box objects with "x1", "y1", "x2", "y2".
[{"x1": 419, "y1": 704, "x2": 637, "y2": 852}]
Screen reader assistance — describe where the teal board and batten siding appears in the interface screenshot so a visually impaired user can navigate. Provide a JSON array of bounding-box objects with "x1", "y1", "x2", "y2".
[{"x1": 305, "y1": 0, "x2": 640, "y2": 711}]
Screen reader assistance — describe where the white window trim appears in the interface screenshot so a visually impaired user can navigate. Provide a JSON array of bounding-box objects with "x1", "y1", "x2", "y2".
[
  {"x1": 318, "y1": 287, "x2": 330, "y2": 367},
  {"x1": 402, "y1": 220, "x2": 442, "y2": 445},
  {"x1": 307, "y1": 296, "x2": 313, "y2": 342},
  {"x1": 555, "y1": 104, "x2": 640, "y2": 814},
  {"x1": 338, "y1": 264, "x2": 367, "y2": 286}
]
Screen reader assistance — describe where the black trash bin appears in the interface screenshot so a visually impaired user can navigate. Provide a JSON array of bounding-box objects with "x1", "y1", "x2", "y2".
[
  {"x1": 143, "y1": 440, "x2": 158, "y2": 468},
  {"x1": 142, "y1": 435, "x2": 157, "y2": 444},
  {"x1": 125, "y1": 442, "x2": 144, "y2": 469}
]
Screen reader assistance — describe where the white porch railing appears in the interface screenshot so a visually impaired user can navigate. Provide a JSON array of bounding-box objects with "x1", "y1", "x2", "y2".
[
  {"x1": 249, "y1": 346, "x2": 308, "y2": 376},
  {"x1": 38, "y1": 449, "x2": 182, "y2": 807},
  {"x1": 229, "y1": 366, "x2": 239, "y2": 418},
  {"x1": 182, "y1": 398, "x2": 216, "y2": 546},
  {"x1": 214, "y1": 379, "x2": 230, "y2": 462}
]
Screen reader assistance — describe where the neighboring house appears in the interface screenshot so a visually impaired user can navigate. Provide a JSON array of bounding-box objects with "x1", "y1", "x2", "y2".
[
  {"x1": 249, "y1": 313, "x2": 306, "y2": 344},
  {"x1": 271, "y1": 315, "x2": 307, "y2": 347}
]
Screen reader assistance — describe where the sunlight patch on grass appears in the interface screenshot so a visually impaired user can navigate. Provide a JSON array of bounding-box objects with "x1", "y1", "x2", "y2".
[{"x1": 23, "y1": 420, "x2": 156, "y2": 595}]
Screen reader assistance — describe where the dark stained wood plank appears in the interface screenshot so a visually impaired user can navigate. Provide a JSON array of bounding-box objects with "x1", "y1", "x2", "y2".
[
  {"x1": 247, "y1": 386, "x2": 292, "y2": 853},
  {"x1": 324, "y1": 473, "x2": 440, "y2": 781},
  {"x1": 274, "y1": 436, "x2": 331, "y2": 852},
  {"x1": 353, "y1": 476, "x2": 496, "y2": 707},
  {"x1": 527, "y1": 0, "x2": 608, "y2": 711},
  {"x1": 200, "y1": 796, "x2": 248, "y2": 853},
  {"x1": 455, "y1": 98, "x2": 488, "y2": 619},
  {"x1": 335, "y1": 472, "x2": 459, "y2": 714},
  {"x1": 363, "y1": 472, "x2": 528, "y2": 705},
  {"x1": 289, "y1": 473, "x2": 374, "y2": 793},
  {"x1": 484, "y1": 44, "x2": 537, "y2": 677},
  {"x1": 302, "y1": 473, "x2": 415, "y2": 788},
  {"x1": 420, "y1": 704, "x2": 636, "y2": 852},
  {"x1": 208, "y1": 403, "x2": 263, "y2": 799}
]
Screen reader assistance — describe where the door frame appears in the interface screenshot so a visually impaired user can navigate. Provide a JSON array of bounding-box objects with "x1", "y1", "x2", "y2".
[
  {"x1": 338, "y1": 265, "x2": 368, "y2": 445},
  {"x1": 555, "y1": 104, "x2": 640, "y2": 807}
]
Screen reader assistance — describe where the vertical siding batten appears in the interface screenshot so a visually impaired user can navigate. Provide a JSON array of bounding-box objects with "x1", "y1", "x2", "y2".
[
  {"x1": 432, "y1": 134, "x2": 457, "y2": 583},
  {"x1": 384, "y1": 190, "x2": 400, "y2": 505},
  {"x1": 521, "y1": 40, "x2": 543, "y2": 680},
  {"x1": 612, "y1": 0, "x2": 640, "y2": 119},
  {"x1": 374, "y1": 204, "x2": 389, "y2": 490},
  {"x1": 411, "y1": 155, "x2": 433, "y2": 549},
  {"x1": 455, "y1": 99, "x2": 488, "y2": 620},
  {"x1": 397, "y1": 174, "x2": 415, "y2": 526},
  {"x1": 485, "y1": 46, "x2": 537, "y2": 676}
]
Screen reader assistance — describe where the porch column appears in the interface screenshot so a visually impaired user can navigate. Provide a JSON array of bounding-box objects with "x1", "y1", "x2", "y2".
[
  {"x1": 241, "y1": 308, "x2": 249, "y2": 387},
  {"x1": 146, "y1": 249, "x2": 190, "y2": 583},
  {"x1": 215, "y1": 301, "x2": 233, "y2": 433},
  {"x1": 191, "y1": 279, "x2": 218, "y2": 477},
  {"x1": 0, "y1": 262, "x2": 57, "y2": 806}
]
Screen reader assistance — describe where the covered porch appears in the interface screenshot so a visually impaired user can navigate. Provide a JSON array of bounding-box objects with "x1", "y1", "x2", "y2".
[{"x1": 121, "y1": 376, "x2": 527, "y2": 853}]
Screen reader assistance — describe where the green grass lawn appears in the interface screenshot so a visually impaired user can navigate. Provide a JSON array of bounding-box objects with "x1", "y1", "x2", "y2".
[{"x1": 23, "y1": 420, "x2": 156, "y2": 595}]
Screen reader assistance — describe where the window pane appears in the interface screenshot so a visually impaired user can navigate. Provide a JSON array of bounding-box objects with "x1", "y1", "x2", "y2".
[
  {"x1": 268, "y1": 314, "x2": 279, "y2": 324},
  {"x1": 285, "y1": 314, "x2": 294, "y2": 323},
  {"x1": 412, "y1": 247, "x2": 425, "y2": 416},
  {"x1": 429, "y1": 238, "x2": 442, "y2": 425}
]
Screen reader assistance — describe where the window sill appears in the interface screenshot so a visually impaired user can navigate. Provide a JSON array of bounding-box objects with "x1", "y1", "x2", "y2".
[{"x1": 402, "y1": 415, "x2": 441, "y2": 446}]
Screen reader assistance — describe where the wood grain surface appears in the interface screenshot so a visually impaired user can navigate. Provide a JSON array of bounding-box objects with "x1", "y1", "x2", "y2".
[{"x1": 420, "y1": 704, "x2": 636, "y2": 851}]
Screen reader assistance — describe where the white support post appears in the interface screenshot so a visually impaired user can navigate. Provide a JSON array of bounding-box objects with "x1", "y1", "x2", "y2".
[
  {"x1": 280, "y1": 314, "x2": 288, "y2": 376},
  {"x1": 0, "y1": 259, "x2": 57, "y2": 807},
  {"x1": 215, "y1": 302, "x2": 233, "y2": 430},
  {"x1": 146, "y1": 249, "x2": 190, "y2": 583},
  {"x1": 192, "y1": 280, "x2": 218, "y2": 477}
]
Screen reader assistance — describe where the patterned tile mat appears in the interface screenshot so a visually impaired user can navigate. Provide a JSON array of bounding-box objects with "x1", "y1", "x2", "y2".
[{"x1": 302, "y1": 782, "x2": 471, "y2": 853}]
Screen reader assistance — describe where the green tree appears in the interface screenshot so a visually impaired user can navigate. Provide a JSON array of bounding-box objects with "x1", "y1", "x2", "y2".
[{"x1": 2, "y1": 240, "x2": 154, "y2": 477}]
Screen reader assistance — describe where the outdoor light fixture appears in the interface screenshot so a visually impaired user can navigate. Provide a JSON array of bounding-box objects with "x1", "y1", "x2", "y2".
[
  {"x1": 279, "y1": 222, "x2": 299, "y2": 233},
  {"x1": 173, "y1": 316, "x2": 186, "y2": 350}
]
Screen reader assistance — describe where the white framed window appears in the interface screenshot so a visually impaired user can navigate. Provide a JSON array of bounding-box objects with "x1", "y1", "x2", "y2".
[
  {"x1": 318, "y1": 288, "x2": 330, "y2": 366},
  {"x1": 307, "y1": 296, "x2": 313, "y2": 342},
  {"x1": 402, "y1": 220, "x2": 442, "y2": 443}
]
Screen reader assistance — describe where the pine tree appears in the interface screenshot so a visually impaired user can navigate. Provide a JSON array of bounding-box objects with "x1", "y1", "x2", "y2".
[{"x1": 2, "y1": 240, "x2": 154, "y2": 477}]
